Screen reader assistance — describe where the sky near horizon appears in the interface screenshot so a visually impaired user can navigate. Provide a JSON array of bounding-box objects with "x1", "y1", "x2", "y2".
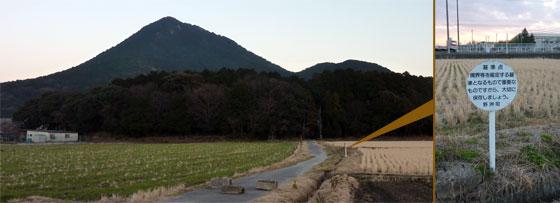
[
  {"x1": 436, "y1": 0, "x2": 560, "y2": 46},
  {"x1": 0, "y1": 0, "x2": 432, "y2": 82}
]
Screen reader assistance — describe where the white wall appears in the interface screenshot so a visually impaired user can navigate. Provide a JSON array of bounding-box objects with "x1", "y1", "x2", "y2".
[{"x1": 26, "y1": 131, "x2": 78, "y2": 143}]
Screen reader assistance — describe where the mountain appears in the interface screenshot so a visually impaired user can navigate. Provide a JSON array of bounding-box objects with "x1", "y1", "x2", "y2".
[
  {"x1": 296, "y1": 59, "x2": 392, "y2": 80},
  {"x1": 0, "y1": 16, "x2": 290, "y2": 117}
]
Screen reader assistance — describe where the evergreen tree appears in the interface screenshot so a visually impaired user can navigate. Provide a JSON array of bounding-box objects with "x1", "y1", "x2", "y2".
[{"x1": 510, "y1": 28, "x2": 535, "y2": 43}]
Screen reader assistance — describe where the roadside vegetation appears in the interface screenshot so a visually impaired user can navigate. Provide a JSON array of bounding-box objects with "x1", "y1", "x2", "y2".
[
  {"x1": 436, "y1": 124, "x2": 560, "y2": 202},
  {"x1": 0, "y1": 142, "x2": 295, "y2": 201}
]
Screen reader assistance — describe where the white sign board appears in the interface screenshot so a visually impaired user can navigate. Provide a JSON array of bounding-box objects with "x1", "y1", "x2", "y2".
[
  {"x1": 466, "y1": 61, "x2": 517, "y2": 111},
  {"x1": 465, "y1": 60, "x2": 518, "y2": 172}
]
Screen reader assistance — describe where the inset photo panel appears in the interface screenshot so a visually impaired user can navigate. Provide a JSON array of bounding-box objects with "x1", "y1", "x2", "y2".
[
  {"x1": 435, "y1": 0, "x2": 560, "y2": 202},
  {"x1": 0, "y1": 1, "x2": 435, "y2": 203}
]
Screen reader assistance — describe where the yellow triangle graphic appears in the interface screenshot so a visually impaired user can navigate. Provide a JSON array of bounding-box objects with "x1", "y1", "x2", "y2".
[{"x1": 351, "y1": 99, "x2": 434, "y2": 147}]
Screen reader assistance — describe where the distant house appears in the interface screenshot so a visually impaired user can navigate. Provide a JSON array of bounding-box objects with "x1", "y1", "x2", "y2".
[{"x1": 26, "y1": 130, "x2": 78, "y2": 143}]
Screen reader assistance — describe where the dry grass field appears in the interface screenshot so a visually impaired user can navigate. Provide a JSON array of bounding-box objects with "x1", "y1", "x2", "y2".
[
  {"x1": 327, "y1": 141, "x2": 433, "y2": 175},
  {"x1": 436, "y1": 58, "x2": 560, "y2": 202},
  {"x1": 436, "y1": 59, "x2": 560, "y2": 127}
]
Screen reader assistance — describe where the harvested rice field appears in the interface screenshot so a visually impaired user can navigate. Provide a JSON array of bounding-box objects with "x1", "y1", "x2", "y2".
[{"x1": 327, "y1": 141, "x2": 433, "y2": 175}]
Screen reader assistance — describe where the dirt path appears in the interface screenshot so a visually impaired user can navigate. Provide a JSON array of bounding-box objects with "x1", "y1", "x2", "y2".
[{"x1": 163, "y1": 141, "x2": 326, "y2": 203}]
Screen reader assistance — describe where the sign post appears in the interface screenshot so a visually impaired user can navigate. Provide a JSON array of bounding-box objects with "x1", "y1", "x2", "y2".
[
  {"x1": 488, "y1": 110, "x2": 495, "y2": 170},
  {"x1": 466, "y1": 61, "x2": 517, "y2": 172}
]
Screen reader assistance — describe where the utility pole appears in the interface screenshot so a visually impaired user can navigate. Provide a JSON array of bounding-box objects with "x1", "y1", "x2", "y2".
[
  {"x1": 456, "y1": 0, "x2": 460, "y2": 49},
  {"x1": 485, "y1": 35, "x2": 489, "y2": 53},
  {"x1": 446, "y1": 0, "x2": 450, "y2": 53},
  {"x1": 301, "y1": 114, "x2": 305, "y2": 143},
  {"x1": 318, "y1": 106, "x2": 323, "y2": 140},
  {"x1": 471, "y1": 29, "x2": 474, "y2": 52},
  {"x1": 506, "y1": 33, "x2": 509, "y2": 54}
]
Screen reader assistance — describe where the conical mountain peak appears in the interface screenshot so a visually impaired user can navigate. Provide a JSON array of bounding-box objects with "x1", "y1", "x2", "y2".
[{"x1": 0, "y1": 16, "x2": 289, "y2": 117}]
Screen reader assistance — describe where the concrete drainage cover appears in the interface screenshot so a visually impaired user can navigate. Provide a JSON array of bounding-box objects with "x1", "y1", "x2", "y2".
[
  {"x1": 209, "y1": 177, "x2": 232, "y2": 189},
  {"x1": 221, "y1": 185, "x2": 245, "y2": 194},
  {"x1": 256, "y1": 180, "x2": 278, "y2": 191}
]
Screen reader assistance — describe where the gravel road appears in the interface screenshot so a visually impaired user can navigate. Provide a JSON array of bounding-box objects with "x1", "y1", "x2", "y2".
[{"x1": 164, "y1": 141, "x2": 327, "y2": 203}]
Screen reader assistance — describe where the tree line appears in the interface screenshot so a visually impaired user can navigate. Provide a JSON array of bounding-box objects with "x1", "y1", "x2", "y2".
[
  {"x1": 13, "y1": 69, "x2": 432, "y2": 139},
  {"x1": 510, "y1": 28, "x2": 535, "y2": 43}
]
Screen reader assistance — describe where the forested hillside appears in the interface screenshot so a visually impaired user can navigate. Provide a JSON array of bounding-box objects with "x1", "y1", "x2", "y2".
[
  {"x1": 13, "y1": 69, "x2": 432, "y2": 139},
  {"x1": 297, "y1": 59, "x2": 391, "y2": 80}
]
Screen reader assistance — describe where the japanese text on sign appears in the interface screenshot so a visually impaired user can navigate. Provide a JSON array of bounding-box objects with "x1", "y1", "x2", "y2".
[{"x1": 466, "y1": 61, "x2": 517, "y2": 111}]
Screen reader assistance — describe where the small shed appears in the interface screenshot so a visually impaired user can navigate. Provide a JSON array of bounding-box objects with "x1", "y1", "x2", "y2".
[{"x1": 26, "y1": 130, "x2": 78, "y2": 143}]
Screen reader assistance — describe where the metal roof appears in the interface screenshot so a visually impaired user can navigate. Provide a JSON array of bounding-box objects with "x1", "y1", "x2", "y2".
[{"x1": 533, "y1": 33, "x2": 560, "y2": 37}]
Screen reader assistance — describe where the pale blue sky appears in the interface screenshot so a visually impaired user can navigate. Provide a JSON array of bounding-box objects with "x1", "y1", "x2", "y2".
[{"x1": 0, "y1": 0, "x2": 432, "y2": 82}]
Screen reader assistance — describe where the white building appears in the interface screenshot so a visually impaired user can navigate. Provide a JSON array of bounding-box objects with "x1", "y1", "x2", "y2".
[
  {"x1": 26, "y1": 130, "x2": 78, "y2": 143},
  {"x1": 534, "y1": 33, "x2": 560, "y2": 51}
]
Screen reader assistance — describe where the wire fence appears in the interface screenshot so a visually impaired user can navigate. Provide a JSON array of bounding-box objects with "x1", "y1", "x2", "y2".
[{"x1": 457, "y1": 43, "x2": 560, "y2": 53}]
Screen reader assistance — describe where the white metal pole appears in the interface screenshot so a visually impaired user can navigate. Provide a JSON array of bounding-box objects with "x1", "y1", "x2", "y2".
[{"x1": 489, "y1": 111, "x2": 496, "y2": 172}]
